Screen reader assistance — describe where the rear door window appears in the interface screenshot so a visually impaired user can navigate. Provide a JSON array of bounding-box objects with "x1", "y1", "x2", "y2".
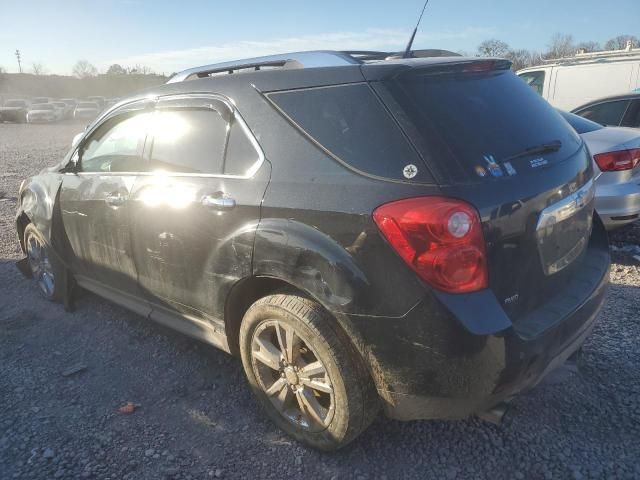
[
  {"x1": 267, "y1": 83, "x2": 431, "y2": 182},
  {"x1": 223, "y1": 118, "x2": 261, "y2": 176},
  {"x1": 574, "y1": 100, "x2": 630, "y2": 126},
  {"x1": 147, "y1": 109, "x2": 227, "y2": 174},
  {"x1": 383, "y1": 68, "x2": 582, "y2": 182}
]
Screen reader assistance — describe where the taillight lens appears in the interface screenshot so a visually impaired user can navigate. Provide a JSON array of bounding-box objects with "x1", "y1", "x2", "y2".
[
  {"x1": 594, "y1": 148, "x2": 640, "y2": 171},
  {"x1": 373, "y1": 197, "x2": 488, "y2": 293}
]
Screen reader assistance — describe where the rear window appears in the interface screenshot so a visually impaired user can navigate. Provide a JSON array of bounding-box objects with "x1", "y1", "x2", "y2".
[
  {"x1": 383, "y1": 69, "x2": 582, "y2": 182},
  {"x1": 268, "y1": 83, "x2": 431, "y2": 182},
  {"x1": 557, "y1": 110, "x2": 603, "y2": 134}
]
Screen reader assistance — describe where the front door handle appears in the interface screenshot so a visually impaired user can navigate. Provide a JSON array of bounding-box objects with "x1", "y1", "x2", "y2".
[
  {"x1": 105, "y1": 194, "x2": 126, "y2": 207},
  {"x1": 202, "y1": 195, "x2": 236, "y2": 209}
]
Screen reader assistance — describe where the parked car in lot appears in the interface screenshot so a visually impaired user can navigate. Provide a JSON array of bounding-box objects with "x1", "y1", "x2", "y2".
[
  {"x1": 73, "y1": 102, "x2": 100, "y2": 121},
  {"x1": 560, "y1": 110, "x2": 640, "y2": 229},
  {"x1": 0, "y1": 99, "x2": 30, "y2": 123},
  {"x1": 31, "y1": 97, "x2": 50, "y2": 105},
  {"x1": 60, "y1": 98, "x2": 78, "y2": 119},
  {"x1": 16, "y1": 51, "x2": 610, "y2": 450},
  {"x1": 571, "y1": 93, "x2": 640, "y2": 129},
  {"x1": 26, "y1": 103, "x2": 58, "y2": 123},
  {"x1": 51, "y1": 101, "x2": 69, "y2": 121},
  {"x1": 518, "y1": 45, "x2": 640, "y2": 110},
  {"x1": 87, "y1": 95, "x2": 106, "y2": 111}
]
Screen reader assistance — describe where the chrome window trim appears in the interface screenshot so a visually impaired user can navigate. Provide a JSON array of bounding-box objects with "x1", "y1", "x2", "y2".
[{"x1": 68, "y1": 93, "x2": 265, "y2": 180}]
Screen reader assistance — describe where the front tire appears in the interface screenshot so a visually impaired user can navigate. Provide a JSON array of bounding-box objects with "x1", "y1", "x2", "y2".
[
  {"x1": 239, "y1": 294, "x2": 378, "y2": 450},
  {"x1": 23, "y1": 224, "x2": 64, "y2": 301}
]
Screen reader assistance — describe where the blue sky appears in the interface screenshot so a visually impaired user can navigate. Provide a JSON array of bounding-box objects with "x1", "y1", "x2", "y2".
[{"x1": 1, "y1": 0, "x2": 638, "y2": 75}]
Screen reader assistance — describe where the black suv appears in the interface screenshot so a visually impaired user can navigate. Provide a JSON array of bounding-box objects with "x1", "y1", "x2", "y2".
[{"x1": 16, "y1": 51, "x2": 610, "y2": 450}]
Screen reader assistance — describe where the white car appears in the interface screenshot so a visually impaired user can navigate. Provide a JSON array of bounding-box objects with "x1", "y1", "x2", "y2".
[
  {"x1": 73, "y1": 102, "x2": 100, "y2": 121},
  {"x1": 560, "y1": 110, "x2": 640, "y2": 229},
  {"x1": 26, "y1": 103, "x2": 58, "y2": 123}
]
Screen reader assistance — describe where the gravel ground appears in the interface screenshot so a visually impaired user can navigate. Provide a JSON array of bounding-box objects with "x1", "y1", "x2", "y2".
[{"x1": 1, "y1": 122, "x2": 640, "y2": 479}]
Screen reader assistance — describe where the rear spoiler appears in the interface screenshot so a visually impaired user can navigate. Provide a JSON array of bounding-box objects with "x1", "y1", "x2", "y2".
[{"x1": 361, "y1": 58, "x2": 513, "y2": 81}]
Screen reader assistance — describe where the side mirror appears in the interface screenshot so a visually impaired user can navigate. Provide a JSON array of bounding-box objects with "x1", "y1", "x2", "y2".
[{"x1": 71, "y1": 132, "x2": 84, "y2": 148}]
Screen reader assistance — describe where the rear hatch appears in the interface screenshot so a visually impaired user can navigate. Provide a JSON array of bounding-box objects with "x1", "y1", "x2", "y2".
[{"x1": 367, "y1": 59, "x2": 595, "y2": 322}]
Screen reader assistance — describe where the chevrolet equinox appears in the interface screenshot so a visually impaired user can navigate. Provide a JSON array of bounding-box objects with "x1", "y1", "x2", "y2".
[{"x1": 16, "y1": 50, "x2": 610, "y2": 450}]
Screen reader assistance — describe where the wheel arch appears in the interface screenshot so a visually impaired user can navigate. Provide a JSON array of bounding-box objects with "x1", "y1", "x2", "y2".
[{"x1": 223, "y1": 273, "x2": 387, "y2": 392}]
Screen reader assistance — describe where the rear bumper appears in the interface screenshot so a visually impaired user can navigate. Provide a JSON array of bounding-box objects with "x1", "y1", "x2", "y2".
[
  {"x1": 596, "y1": 179, "x2": 640, "y2": 229},
  {"x1": 349, "y1": 219, "x2": 610, "y2": 421}
]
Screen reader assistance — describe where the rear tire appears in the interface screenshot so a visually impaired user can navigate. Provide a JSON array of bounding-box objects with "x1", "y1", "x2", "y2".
[
  {"x1": 23, "y1": 224, "x2": 64, "y2": 302},
  {"x1": 239, "y1": 294, "x2": 379, "y2": 450}
]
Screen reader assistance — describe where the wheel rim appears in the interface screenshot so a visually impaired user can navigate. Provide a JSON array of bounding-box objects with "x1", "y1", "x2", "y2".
[
  {"x1": 250, "y1": 320, "x2": 335, "y2": 433},
  {"x1": 26, "y1": 234, "x2": 55, "y2": 298}
]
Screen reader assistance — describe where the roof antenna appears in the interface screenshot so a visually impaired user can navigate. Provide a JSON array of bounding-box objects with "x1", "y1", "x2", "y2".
[{"x1": 402, "y1": 0, "x2": 430, "y2": 58}]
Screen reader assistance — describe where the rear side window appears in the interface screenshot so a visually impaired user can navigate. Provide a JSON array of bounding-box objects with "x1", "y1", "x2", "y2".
[
  {"x1": 575, "y1": 100, "x2": 630, "y2": 126},
  {"x1": 558, "y1": 110, "x2": 603, "y2": 134},
  {"x1": 518, "y1": 71, "x2": 545, "y2": 96},
  {"x1": 383, "y1": 69, "x2": 582, "y2": 182},
  {"x1": 268, "y1": 83, "x2": 430, "y2": 182},
  {"x1": 147, "y1": 109, "x2": 227, "y2": 174}
]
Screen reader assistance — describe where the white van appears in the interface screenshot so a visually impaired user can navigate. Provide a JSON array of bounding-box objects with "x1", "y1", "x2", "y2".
[{"x1": 517, "y1": 46, "x2": 640, "y2": 111}]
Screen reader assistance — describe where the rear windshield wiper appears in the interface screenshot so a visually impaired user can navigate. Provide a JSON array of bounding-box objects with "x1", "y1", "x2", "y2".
[{"x1": 506, "y1": 140, "x2": 562, "y2": 161}]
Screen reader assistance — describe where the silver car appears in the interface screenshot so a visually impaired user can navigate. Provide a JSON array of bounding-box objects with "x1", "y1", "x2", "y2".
[
  {"x1": 26, "y1": 103, "x2": 58, "y2": 123},
  {"x1": 560, "y1": 110, "x2": 640, "y2": 230}
]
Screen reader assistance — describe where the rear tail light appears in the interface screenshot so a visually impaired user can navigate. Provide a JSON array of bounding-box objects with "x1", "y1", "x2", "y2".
[
  {"x1": 594, "y1": 148, "x2": 640, "y2": 171},
  {"x1": 373, "y1": 196, "x2": 488, "y2": 293}
]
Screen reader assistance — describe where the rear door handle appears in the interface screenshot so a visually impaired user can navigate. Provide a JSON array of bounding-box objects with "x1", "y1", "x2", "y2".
[
  {"x1": 202, "y1": 195, "x2": 236, "y2": 209},
  {"x1": 105, "y1": 194, "x2": 126, "y2": 207}
]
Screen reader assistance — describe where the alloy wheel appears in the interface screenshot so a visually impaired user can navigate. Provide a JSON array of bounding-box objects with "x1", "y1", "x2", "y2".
[{"x1": 250, "y1": 320, "x2": 335, "y2": 432}]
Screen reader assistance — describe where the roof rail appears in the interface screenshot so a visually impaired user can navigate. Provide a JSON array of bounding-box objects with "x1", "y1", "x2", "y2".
[
  {"x1": 167, "y1": 50, "x2": 360, "y2": 83},
  {"x1": 167, "y1": 48, "x2": 464, "y2": 83}
]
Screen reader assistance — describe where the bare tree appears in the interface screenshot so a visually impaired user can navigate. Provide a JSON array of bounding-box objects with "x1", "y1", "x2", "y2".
[
  {"x1": 72, "y1": 60, "x2": 98, "y2": 78},
  {"x1": 31, "y1": 62, "x2": 46, "y2": 75},
  {"x1": 505, "y1": 49, "x2": 536, "y2": 71},
  {"x1": 477, "y1": 39, "x2": 511, "y2": 58},
  {"x1": 544, "y1": 33, "x2": 575, "y2": 59},
  {"x1": 126, "y1": 64, "x2": 154, "y2": 75},
  {"x1": 604, "y1": 35, "x2": 639, "y2": 50},
  {"x1": 576, "y1": 41, "x2": 601, "y2": 53}
]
